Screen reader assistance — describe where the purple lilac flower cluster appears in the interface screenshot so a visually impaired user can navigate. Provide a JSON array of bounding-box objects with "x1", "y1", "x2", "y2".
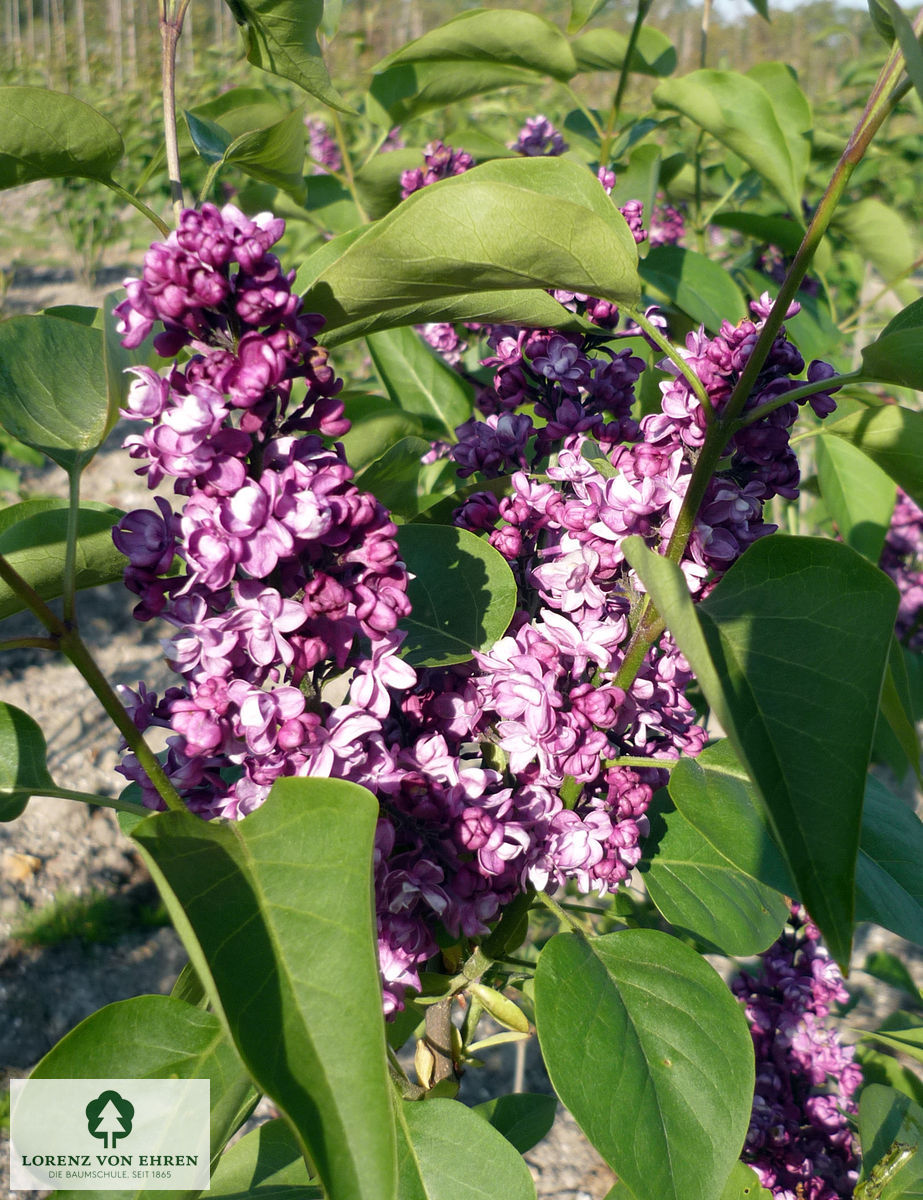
[
  {"x1": 879, "y1": 488, "x2": 923, "y2": 649},
  {"x1": 510, "y1": 114, "x2": 568, "y2": 157},
  {"x1": 305, "y1": 117, "x2": 342, "y2": 175},
  {"x1": 648, "y1": 200, "x2": 685, "y2": 247},
  {"x1": 112, "y1": 203, "x2": 412, "y2": 822},
  {"x1": 400, "y1": 140, "x2": 475, "y2": 198},
  {"x1": 732, "y1": 908, "x2": 861, "y2": 1199}
]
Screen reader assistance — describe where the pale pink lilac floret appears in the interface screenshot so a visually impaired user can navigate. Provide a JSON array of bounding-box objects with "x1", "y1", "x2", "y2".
[{"x1": 732, "y1": 907, "x2": 860, "y2": 1199}]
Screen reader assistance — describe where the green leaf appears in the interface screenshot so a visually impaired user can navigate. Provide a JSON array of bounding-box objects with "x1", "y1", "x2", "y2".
[
  {"x1": 185, "y1": 110, "x2": 234, "y2": 163},
  {"x1": 567, "y1": 0, "x2": 613, "y2": 33},
  {"x1": 861, "y1": 300, "x2": 923, "y2": 390},
  {"x1": 866, "y1": 1020, "x2": 923, "y2": 1063},
  {"x1": 354, "y1": 149, "x2": 422, "y2": 220},
  {"x1": 0, "y1": 86, "x2": 122, "y2": 188},
  {"x1": 472, "y1": 1093, "x2": 557, "y2": 1155},
  {"x1": 639, "y1": 245, "x2": 747, "y2": 331},
  {"x1": 30, "y1": 994, "x2": 257, "y2": 1176},
  {"x1": 877, "y1": 636, "x2": 923, "y2": 785},
  {"x1": 833, "y1": 199, "x2": 918, "y2": 306},
  {"x1": 641, "y1": 749, "x2": 791, "y2": 955},
  {"x1": 375, "y1": 9, "x2": 576, "y2": 79},
  {"x1": 208, "y1": 1118, "x2": 323, "y2": 1198},
  {"x1": 652, "y1": 70, "x2": 801, "y2": 213},
  {"x1": 825, "y1": 405, "x2": 923, "y2": 509},
  {"x1": 625, "y1": 535, "x2": 898, "y2": 965},
  {"x1": 608, "y1": 144, "x2": 662, "y2": 232},
  {"x1": 0, "y1": 500, "x2": 127, "y2": 621},
  {"x1": 223, "y1": 108, "x2": 307, "y2": 202},
  {"x1": 0, "y1": 315, "x2": 116, "y2": 475},
  {"x1": 131, "y1": 778, "x2": 397, "y2": 1200},
  {"x1": 711, "y1": 212, "x2": 806, "y2": 253},
  {"x1": 745, "y1": 62, "x2": 811, "y2": 194},
  {"x1": 338, "y1": 394, "x2": 429, "y2": 471},
  {"x1": 857, "y1": 1045, "x2": 923, "y2": 1109},
  {"x1": 368, "y1": 60, "x2": 545, "y2": 126},
  {"x1": 223, "y1": 0, "x2": 350, "y2": 111},
  {"x1": 719, "y1": 1162, "x2": 772, "y2": 1199},
  {"x1": 396, "y1": 525, "x2": 517, "y2": 667},
  {"x1": 572, "y1": 27, "x2": 677, "y2": 77},
  {"x1": 0, "y1": 702, "x2": 54, "y2": 820},
  {"x1": 396, "y1": 1098, "x2": 537, "y2": 1200},
  {"x1": 188, "y1": 86, "x2": 289, "y2": 138},
  {"x1": 302, "y1": 157, "x2": 640, "y2": 342},
  {"x1": 864, "y1": 950, "x2": 923, "y2": 1000},
  {"x1": 857, "y1": 774, "x2": 923, "y2": 944},
  {"x1": 353, "y1": 436, "x2": 455, "y2": 522},
  {"x1": 534, "y1": 929, "x2": 754, "y2": 1200},
  {"x1": 858, "y1": 1084, "x2": 923, "y2": 1198},
  {"x1": 816, "y1": 433, "x2": 896, "y2": 562},
  {"x1": 367, "y1": 326, "x2": 474, "y2": 440},
  {"x1": 876, "y1": 0, "x2": 923, "y2": 107}
]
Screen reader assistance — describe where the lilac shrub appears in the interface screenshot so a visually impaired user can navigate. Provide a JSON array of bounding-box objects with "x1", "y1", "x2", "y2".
[
  {"x1": 732, "y1": 908, "x2": 862, "y2": 1199},
  {"x1": 113, "y1": 184, "x2": 841, "y2": 1018}
]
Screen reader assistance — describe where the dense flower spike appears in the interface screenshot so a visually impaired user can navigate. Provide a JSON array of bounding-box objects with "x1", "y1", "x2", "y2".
[
  {"x1": 510, "y1": 114, "x2": 568, "y2": 157},
  {"x1": 732, "y1": 908, "x2": 861, "y2": 1199},
  {"x1": 879, "y1": 489, "x2": 923, "y2": 649}
]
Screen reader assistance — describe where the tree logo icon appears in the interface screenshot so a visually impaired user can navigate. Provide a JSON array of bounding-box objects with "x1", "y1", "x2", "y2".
[{"x1": 85, "y1": 1090, "x2": 135, "y2": 1149}]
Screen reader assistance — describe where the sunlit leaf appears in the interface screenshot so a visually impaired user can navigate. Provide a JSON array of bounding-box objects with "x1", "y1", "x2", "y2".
[
  {"x1": 535, "y1": 929, "x2": 753, "y2": 1200},
  {"x1": 653, "y1": 69, "x2": 800, "y2": 212},
  {"x1": 222, "y1": 0, "x2": 349, "y2": 110},
  {"x1": 132, "y1": 778, "x2": 396, "y2": 1200},
  {"x1": 0, "y1": 86, "x2": 122, "y2": 188},
  {"x1": 0, "y1": 702, "x2": 54, "y2": 820},
  {"x1": 367, "y1": 326, "x2": 474, "y2": 439},
  {"x1": 208, "y1": 1119, "x2": 323, "y2": 1198},
  {"x1": 815, "y1": 433, "x2": 896, "y2": 562},
  {"x1": 572, "y1": 27, "x2": 677, "y2": 77},
  {"x1": 640, "y1": 244, "x2": 747, "y2": 331},
  {"x1": 825, "y1": 405, "x2": 923, "y2": 509},
  {"x1": 396, "y1": 525, "x2": 517, "y2": 667}
]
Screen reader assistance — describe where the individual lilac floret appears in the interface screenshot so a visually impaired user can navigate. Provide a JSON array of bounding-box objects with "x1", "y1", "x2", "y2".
[
  {"x1": 510, "y1": 115, "x2": 568, "y2": 157},
  {"x1": 400, "y1": 140, "x2": 474, "y2": 198},
  {"x1": 305, "y1": 117, "x2": 342, "y2": 174},
  {"x1": 879, "y1": 489, "x2": 923, "y2": 649},
  {"x1": 731, "y1": 907, "x2": 860, "y2": 1199}
]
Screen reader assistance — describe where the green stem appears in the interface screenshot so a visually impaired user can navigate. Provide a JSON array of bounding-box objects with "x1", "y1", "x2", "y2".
[
  {"x1": 611, "y1": 0, "x2": 654, "y2": 130},
  {"x1": 30, "y1": 786, "x2": 149, "y2": 816},
  {"x1": 564, "y1": 84, "x2": 605, "y2": 144},
  {"x1": 532, "y1": 889, "x2": 585, "y2": 933},
  {"x1": 160, "y1": 0, "x2": 192, "y2": 223},
  {"x1": 104, "y1": 179, "x2": 170, "y2": 237},
  {"x1": 0, "y1": 551, "x2": 184, "y2": 812},
  {"x1": 62, "y1": 470, "x2": 80, "y2": 626},
  {"x1": 733, "y1": 370, "x2": 862, "y2": 429},
  {"x1": 0, "y1": 636, "x2": 58, "y2": 652},
  {"x1": 628, "y1": 306, "x2": 713, "y2": 417},
  {"x1": 700, "y1": 0, "x2": 712, "y2": 68},
  {"x1": 330, "y1": 109, "x2": 369, "y2": 224}
]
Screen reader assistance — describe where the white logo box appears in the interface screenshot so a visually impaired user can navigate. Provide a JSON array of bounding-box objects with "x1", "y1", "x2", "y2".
[{"x1": 10, "y1": 1078, "x2": 210, "y2": 1191}]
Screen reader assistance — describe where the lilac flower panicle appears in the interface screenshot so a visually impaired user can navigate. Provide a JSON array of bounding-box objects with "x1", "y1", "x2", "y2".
[
  {"x1": 400, "y1": 140, "x2": 474, "y2": 199},
  {"x1": 510, "y1": 114, "x2": 568, "y2": 157},
  {"x1": 305, "y1": 117, "x2": 342, "y2": 174},
  {"x1": 732, "y1": 908, "x2": 860, "y2": 1200},
  {"x1": 879, "y1": 488, "x2": 923, "y2": 648}
]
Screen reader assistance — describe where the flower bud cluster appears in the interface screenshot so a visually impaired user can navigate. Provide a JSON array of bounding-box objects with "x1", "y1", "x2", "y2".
[
  {"x1": 400, "y1": 140, "x2": 475, "y2": 198},
  {"x1": 731, "y1": 907, "x2": 860, "y2": 1199},
  {"x1": 510, "y1": 114, "x2": 568, "y2": 157}
]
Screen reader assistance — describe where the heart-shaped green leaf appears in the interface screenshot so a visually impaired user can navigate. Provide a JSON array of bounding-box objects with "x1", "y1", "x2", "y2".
[
  {"x1": 131, "y1": 778, "x2": 396, "y2": 1200},
  {"x1": 301, "y1": 157, "x2": 640, "y2": 341},
  {"x1": 824, "y1": 405, "x2": 923, "y2": 509},
  {"x1": 223, "y1": 0, "x2": 350, "y2": 111},
  {"x1": 0, "y1": 315, "x2": 114, "y2": 475},
  {"x1": 0, "y1": 702, "x2": 55, "y2": 821},
  {"x1": 30, "y1": 994, "x2": 257, "y2": 1177},
  {"x1": 535, "y1": 928, "x2": 753, "y2": 1200},
  {"x1": 0, "y1": 86, "x2": 123, "y2": 188},
  {"x1": 625, "y1": 535, "x2": 898, "y2": 966},
  {"x1": 395, "y1": 1098, "x2": 537, "y2": 1199},
  {"x1": 396, "y1": 524, "x2": 517, "y2": 667},
  {"x1": 653, "y1": 70, "x2": 800, "y2": 213},
  {"x1": 367, "y1": 326, "x2": 474, "y2": 440},
  {"x1": 375, "y1": 8, "x2": 576, "y2": 79},
  {"x1": 639, "y1": 244, "x2": 747, "y2": 331},
  {"x1": 0, "y1": 501, "x2": 127, "y2": 620},
  {"x1": 208, "y1": 1119, "x2": 323, "y2": 1198}
]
